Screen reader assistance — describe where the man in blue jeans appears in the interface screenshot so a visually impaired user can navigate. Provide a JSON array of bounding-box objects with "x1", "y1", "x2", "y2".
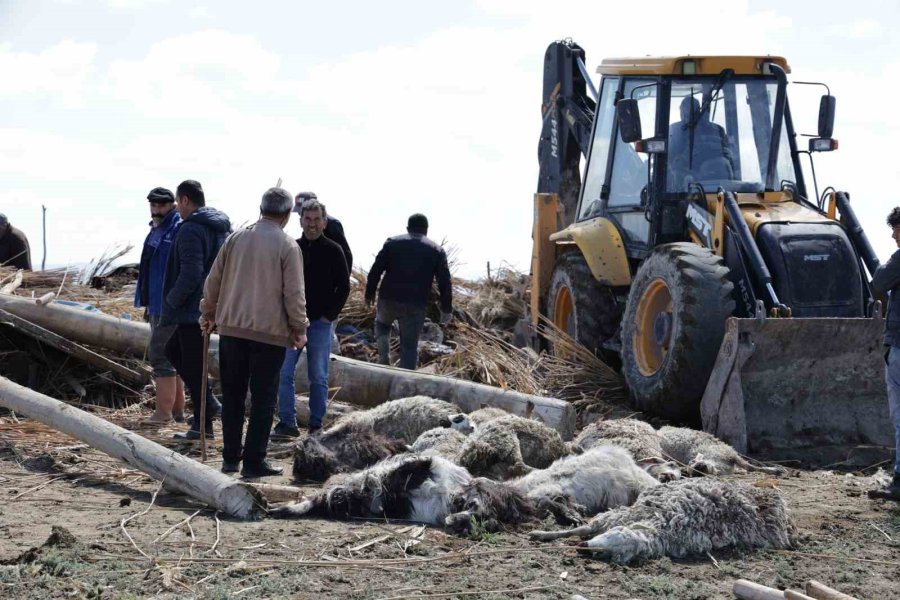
[
  {"x1": 871, "y1": 206, "x2": 900, "y2": 500},
  {"x1": 274, "y1": 199, "x2": 350, "y2": 437},
  {"x1": 365, "y1": 213, "x2": 453, "y2": 370}
]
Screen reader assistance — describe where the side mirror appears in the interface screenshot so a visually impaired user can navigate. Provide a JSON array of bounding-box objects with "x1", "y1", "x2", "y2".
[
  {"x1": 616, "y1": 99, "x2": 642, "y2": 143},
  {"x1": 818, "y1": 95, "x2": 836, "y2": 138}
]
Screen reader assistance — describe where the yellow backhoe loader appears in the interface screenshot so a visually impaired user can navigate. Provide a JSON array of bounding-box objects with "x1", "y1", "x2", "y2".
[{"x1": 529, "y1": 40, "x2": 891, "y2": 465}]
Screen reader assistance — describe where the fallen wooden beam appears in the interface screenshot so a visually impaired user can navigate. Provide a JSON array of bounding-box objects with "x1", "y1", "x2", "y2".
[
  {"x1": 805, "y1": 581, "x2": 859, "y2": 600},
  {"x1": 0, "y1": 307, "x2": 148, "y2": 385},
  {"x1": 784, "y1": 591, "x2": 816, "y2": 600},
  {"x1": 0, "y1": 293, "x2": 577, "y2": 439},
  {"x1": 35, "y1": 292, "x2": 55, "y2": 306},
  {"x1": 0, "y1": 270, "x2": 23, "y2": 294},
  {"x1": 733, "y1": 579, "x2": 785, "y2": 600},
  {"x1": 0, "y1": 375, "x2": 265, "y2": 520}
]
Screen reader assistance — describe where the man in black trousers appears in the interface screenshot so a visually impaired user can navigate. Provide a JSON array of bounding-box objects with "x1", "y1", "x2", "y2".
[{"x1": 160, "y1": 180, "x2": 231, "y2": 440}]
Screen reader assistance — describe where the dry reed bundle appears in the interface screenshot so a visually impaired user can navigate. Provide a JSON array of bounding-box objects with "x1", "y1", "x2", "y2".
[
  {"x1": 458, "y1": 265, "x2": 527, "y2": 329},
  {"x1": 535, "y1": 316, "x2": 627, "y2": 414},
  {"x1": 339, "y1": 268, "x2": 376, "y2": 329},
  {"x1": 426, "y1": 322, "x2": 541, "y2": 393}
]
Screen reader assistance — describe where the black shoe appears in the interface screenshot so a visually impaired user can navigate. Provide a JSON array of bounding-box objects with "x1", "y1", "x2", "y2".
[
  {"x1": 241, "y1": 460, "x2": 284, "y2": 478},
  {"x1": 307, "y1": 424, "x2": 322, "y2": 436},
  {"x1": 868, "y1": 473, "x2": 900, "y2": 500},
  {"x1": 187, "y1": 396, "x2": 221, "y2": 429},
  {"x1": 221, "y1": 460, "x2": 241, "y2": 473},
  {"x1": 173, "y1": 427, "x2": 214, "y2": 441},
  {"x1": 273, "y1": 422, "x2": 301, "y2": 438}
]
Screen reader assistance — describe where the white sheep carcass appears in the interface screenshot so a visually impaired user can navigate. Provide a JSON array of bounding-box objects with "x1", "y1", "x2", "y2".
[
  {"x1": 291, "y1": 396, "x2": 460, "y2": 482},
  {"x1": 658, "y1": 426, "x2": 786, "y2": 476},
  {"x1": 530, "y1": 478, "x2": 795, "y2": 564},
  {"x1": 456, "y1": 414, "x2": 571, "y2": 480},
  {"x1": 409, "y1": 427, "x2": 468, "y2": 459},
  {"x1": 575, "y1": 419, "x2": 681, "y2": 482}
]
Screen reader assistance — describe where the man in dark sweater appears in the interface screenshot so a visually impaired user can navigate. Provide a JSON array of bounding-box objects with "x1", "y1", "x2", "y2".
[
  {"x1": 365, "y1": 213, "x2": 452, "y2": 370},
  {"x1": 275, "y1": 199, "x2": 350, "y2": 437},
  {"x1": 0, "y1": 213, "x2": 31, "y2": 270},
  {"x1": 870, "y1": 206, "x2": 900, "y2": 500},
  {"x1": 161, "y1": 180, "x2": 232, "y2": 440},
  {"x1": 292, "y1": 192, "x2": 352, "y2": 272}
]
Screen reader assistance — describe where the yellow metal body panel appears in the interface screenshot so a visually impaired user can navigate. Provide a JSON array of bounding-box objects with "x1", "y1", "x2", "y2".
[
  {"x1": 598, "y1": 56, "x2": 790, "y2": 76},
  {"x1": 549, "y1": 218, "x2": 631, "y2": 286},
  {"x1": 531, "y1": 193, "x2": 564, "y2": 325},
  {"x1": 698, "y1": 191, "x2": 834, "y2": 234}
]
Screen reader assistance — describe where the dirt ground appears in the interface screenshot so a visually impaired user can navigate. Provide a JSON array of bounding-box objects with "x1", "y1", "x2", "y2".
[{"x1": 0, "y1": 413, "x2": 898, "y2": 600}]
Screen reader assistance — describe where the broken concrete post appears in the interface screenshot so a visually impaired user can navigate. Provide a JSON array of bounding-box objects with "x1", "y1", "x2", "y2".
[{"x1": 0, "y1": 375, "x2": 265, "y2": 520}]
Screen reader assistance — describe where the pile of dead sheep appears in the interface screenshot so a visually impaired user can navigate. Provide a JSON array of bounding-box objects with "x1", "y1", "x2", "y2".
[{"x1": 271, "y1": 396, "x2": 795, "y2": 564}]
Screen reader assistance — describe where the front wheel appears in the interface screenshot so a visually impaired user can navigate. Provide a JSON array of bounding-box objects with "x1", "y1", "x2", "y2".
[{"x1": 621, "y1": 243, "x2": 735, "y2": 421}]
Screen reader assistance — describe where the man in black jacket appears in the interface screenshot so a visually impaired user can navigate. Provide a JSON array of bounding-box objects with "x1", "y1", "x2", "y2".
[
  {"x1": 871, "y1": 206, "x2": 900, "y2": 500},
  {"x1": 274, "y1": 199, "x2": 350, "y2": 437},
  {"x1": 161, "y1": 180, "x2": 232, "y2": 440},
  {"x1": 0, "y1": 213, "x2": 31, "y2": 270},
  {"x1": 365, "y1": 213, "x2": 452, "y2": 370},
  {"x1": 293, "y1": 192, "x2": 352, "y2": 272}
]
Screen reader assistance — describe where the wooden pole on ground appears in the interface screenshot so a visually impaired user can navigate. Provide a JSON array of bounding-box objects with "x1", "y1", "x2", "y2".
[
  {"x1": 804, "y1": 581, "x2": 859, "y2": 600},
  {"x1": 0, "y1": 375, "x2": 265, "y2": 520},
  {"x1": 0, "y1": 307, "x2": 148, "y2": 384},
  {"x1": 733, "y1": 579, "x2": 785, "y2": 600}
]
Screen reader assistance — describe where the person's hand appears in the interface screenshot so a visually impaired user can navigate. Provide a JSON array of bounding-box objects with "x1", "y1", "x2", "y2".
[
  {"x1": 199, "y1": 316, "x2": 216, "y2": 334},
  {"x1": 292, "y1": 333, "x2": 308, "y2": 349},
  {"x1": 439, "y1": 311, "x2": 452, "y2": 325}
]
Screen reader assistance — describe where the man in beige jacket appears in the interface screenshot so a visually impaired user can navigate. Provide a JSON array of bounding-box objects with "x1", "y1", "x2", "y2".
[{"x1": 200, "y1": 188, "x2": 308, "y2": 477}]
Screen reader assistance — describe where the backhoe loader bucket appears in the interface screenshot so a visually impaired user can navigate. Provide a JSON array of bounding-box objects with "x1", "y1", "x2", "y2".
[{"x1": 701, "y1": 315, "x2": 894, "y2": 467}]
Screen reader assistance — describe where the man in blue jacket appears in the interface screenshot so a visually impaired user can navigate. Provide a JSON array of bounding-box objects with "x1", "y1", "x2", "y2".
[
  {"x1": 365, "y1": 213, "x2": 452, "y2": 370},
  {"x1": 160, "y1": 180, "x2": 231, "y2": 440},
  {"x1": 135, "y1": 187, "x2": 185, "y2": 423},
  {"x1": 871, "y1": 206, "x2": 900, "y2": 501}
]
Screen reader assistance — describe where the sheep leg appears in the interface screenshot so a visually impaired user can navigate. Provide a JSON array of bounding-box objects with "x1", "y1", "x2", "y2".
[
  {"x1": 536, "y1": 496, "x2": 585, "y2": 526},
  {"x1": 579, "y1": 526, "x2": 656, "y2": 564},
  {"x1": 528, "y1": 522, "x2": 596, "y2": 542}
]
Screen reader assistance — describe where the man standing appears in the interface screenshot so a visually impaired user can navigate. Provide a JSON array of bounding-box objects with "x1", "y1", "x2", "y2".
[
  {"x1": 274, "y1": 199, "x2": 350, "y2": 437},
  {"x1": 161, "y1": 180, "x2": 231, "y2": 440},
  {"x1": 135, "y1": 187, "x2": 185, "y2": 423},
  {"x1": 293, "y1": 192, "x2": 352, "y2": 272},
  {"x1": 200, "y1": 188, "x2": 308, "y2": 476},
  {"x1": 0, "y1": 213, "x2": 31, "y2": 270},
  {"x1": 871, "y1": 206, "x2": 900, "y2": 500},
  {"x1": 365, "y1": 213, "x2": 452, "y2": 370}
]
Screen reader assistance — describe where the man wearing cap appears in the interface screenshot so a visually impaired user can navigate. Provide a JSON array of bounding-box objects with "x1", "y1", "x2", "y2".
[
  {"x1": 135, "y1": 187, "x2": 185, "y2": 423},
  {"x1": 0, "y1": 214, "x2": 32, "y2": 270},
  {"x1": 200, "y1": 187, "x2": 308, "y2": 477},
  {"x1": 293, "y1": 192, "x2": 352, "y2": 272},
  {"x1": 365, "y1": 213, "x2": 453, "y2": 370},
  {"x1": 161, "y1": 180, "x2": 231, "y2": 441},
  {"x1": 274, "y1": 198, "x2": 350, "y2": 437}
]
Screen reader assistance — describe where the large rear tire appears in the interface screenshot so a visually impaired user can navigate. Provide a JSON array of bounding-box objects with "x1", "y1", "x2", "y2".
[
  {"x1": 547, "y1": 253, "x2": 621, "y2": 362},
  {"x1": 621, "y1": 243, "x2": 734, "y2": 421}
]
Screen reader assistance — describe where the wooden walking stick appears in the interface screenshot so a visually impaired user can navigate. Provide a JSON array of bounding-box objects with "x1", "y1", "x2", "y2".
[{"x1": 199, "y1": 330, "x2": 210, "y2": 463}]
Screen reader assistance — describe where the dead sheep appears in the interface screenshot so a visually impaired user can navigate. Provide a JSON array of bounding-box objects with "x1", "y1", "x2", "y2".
[
  {"x1": 529, "y1": 478, "x2": 795, "y2": 564},
  {"x1": 575, "y1": 419, "x2": 681, "y2": 482},
  {"x1": 512, "y1": 445, "x2": 658, "y2": 521},
  {"x1": 291, "y1": 396, "x2": 460, "y2": 482},
  {"x1": 658, "y1": 426, "x2": 786, "y2": 476},
  {"x1": 409, "y1": 427, "x2": 468, "y2": 459},
  {"x1": 272, "y1": 453, "x2": 537, "y2": 534},
  {"x1": 275, "y1": 445, "x2": 658, "y2": 535},
  {"x1": 446, "y1": 407, "x2": 509, "y2": 434},
  {"x1": 456, "y1": 415, "x2": 571, "y2": 480},
  {"x1": 291, "y1": 426, "x2": 408, "y2": 482},
  {"x1": 329, "y1": 396, "x2": 461, "y2": 443}
]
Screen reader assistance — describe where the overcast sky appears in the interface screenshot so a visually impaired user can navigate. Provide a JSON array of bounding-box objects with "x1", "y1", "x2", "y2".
[{"x1": 2, "y1": 0, "x2": 899, "y2": 277}]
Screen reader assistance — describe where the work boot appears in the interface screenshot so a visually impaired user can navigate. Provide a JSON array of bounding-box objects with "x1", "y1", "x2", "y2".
[
  {"x1": 187, "y1": 396, "x2": 221, "y2": 429},
  {"x1": 273, "y1": 422, "x2": 301, "y2": 438},
  {"x1": 307, "y1": 424, "x2": 322, "y2": 436},
  {"x1": 221, "y1": 460, "x2": 241, "y2": 473},
  {"x1": 241, "y1": 460, "x2": 283, "y2": 478},
  {"x1": 868, "y1": 472, "x2": 900, "y2": 500},
  {"x1": 172, "y1": 424, "x2": 214, "y2": 441}
]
